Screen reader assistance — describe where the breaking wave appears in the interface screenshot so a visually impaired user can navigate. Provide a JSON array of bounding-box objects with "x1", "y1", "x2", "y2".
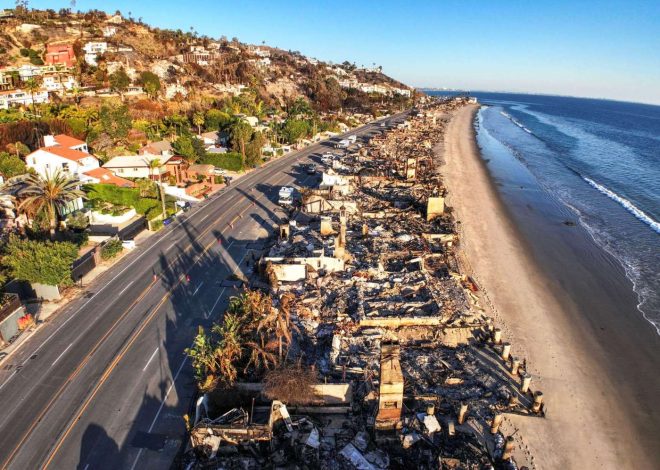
[
  {"x1": 500, "y1": 111, "x2": 533, "y2": 134},
  {"x1": 583, "y1": 177, "x2": 660, "y2": 234}
]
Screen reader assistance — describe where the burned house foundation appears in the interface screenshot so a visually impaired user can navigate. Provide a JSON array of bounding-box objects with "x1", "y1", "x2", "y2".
[{"x1": 184, "y1": 98, "x2": 544, "y2": 469}]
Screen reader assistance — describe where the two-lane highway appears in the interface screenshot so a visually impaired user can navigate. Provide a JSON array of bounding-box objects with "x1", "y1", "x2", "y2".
[{"x1": 0, "y1": 112, "x2": 408, "y2": 469}]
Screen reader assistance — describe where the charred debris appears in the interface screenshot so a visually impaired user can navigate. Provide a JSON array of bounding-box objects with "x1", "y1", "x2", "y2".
[{"x1": 183, "y1": 98, "x2": 544, "y2": 470}]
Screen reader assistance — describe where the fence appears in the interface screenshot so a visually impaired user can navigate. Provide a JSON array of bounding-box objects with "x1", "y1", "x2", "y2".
[{"x1": 0, "y1": 293, "x2": 25, "y2": 345}]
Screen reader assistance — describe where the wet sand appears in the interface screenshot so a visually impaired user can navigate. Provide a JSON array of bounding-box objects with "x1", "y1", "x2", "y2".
[{"x1": 441, "y1": 104, "x2": 660, "y2": 468}]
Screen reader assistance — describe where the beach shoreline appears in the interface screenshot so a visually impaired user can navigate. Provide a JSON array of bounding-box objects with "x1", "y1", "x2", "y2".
[{"x1": 440, "y1": 104, "x2": 658, "y2": 468}]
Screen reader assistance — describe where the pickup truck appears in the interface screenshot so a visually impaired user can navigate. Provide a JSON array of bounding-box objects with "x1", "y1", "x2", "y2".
[{"x1": 278, "y1": 186, "x2": 294, "y2": 206}]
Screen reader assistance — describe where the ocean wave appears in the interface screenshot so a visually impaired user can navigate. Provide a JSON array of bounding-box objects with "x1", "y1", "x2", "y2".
[
  {"x1": 500, "y1": 111, "x2": 533, "y2": 134},
  {"x1": 583, "y1": 177, "x2": 660, "y2": 234}
]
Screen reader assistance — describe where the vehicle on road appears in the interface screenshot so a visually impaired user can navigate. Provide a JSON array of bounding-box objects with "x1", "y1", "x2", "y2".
[
  {"x1": 347, "y1": 135, "x2": 357, "y2": 143},
  {"x1": 278, "y1": 186, "x2": 294, "y2": 206},
  {"x1": 335, "y1": 139, "x2": 350, "y2": 149}
]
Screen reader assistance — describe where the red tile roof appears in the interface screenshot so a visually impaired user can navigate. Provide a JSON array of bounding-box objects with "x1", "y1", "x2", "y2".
[
  {"x1": 83, "y1": 168, "x2": 135, "y2": 187},
  {"x1": 42, "y1": 146, "x2": 90, "y2": 162},
  {"x1": 53, "y1": 134, "x2": 86, "y2": 148}
]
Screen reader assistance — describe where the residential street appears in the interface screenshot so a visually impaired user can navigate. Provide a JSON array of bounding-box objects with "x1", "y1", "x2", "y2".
[{"x1": 0, "y1": 114, "x2": 407, "y2": 470}]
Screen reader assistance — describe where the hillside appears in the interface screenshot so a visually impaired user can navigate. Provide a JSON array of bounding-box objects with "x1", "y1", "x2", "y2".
[{"x1": 0, "y1": 7, "x2": 414, "y2": 158}]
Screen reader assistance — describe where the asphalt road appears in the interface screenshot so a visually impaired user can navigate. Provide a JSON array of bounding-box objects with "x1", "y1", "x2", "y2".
[{"x1": 0, "y1": 112, "x2": 409, "y2": 470}]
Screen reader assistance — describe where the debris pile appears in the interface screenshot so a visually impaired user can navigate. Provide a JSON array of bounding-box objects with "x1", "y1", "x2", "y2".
[{"x1": 183, "y1": 97, "x2": 544, "y2": 469}]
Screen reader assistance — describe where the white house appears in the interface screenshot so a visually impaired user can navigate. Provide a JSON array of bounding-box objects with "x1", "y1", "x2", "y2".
[
  {"x1": 26, "y1": 135, "x2": 98, "y2": 180},
  {"x1": 24, "y1": 135, "x2": 92, "y2": 215},
  {"x1": 103, "y1": 154, "x2": 172, "y2": 180},
  {"x1": 0, "y1": 89, "x2": 49, "y2": 109},
  {"x1": 17, "y1": 64, "x2": 41, "y2": 81},
  {"x1": 83, "y1": 42, "x2": 108, "y2": 66},
  {"x1": 26, "y1": 135, "x2": 133, "y2": 187},
  {"x1": 42, "y1": 75, "x2": 78, "y2": 92}
]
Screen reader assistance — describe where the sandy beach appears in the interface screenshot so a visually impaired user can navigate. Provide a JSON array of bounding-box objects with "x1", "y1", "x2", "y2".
[{"x1": 440, "y1": 104, "x2": 658, "y2": 469}]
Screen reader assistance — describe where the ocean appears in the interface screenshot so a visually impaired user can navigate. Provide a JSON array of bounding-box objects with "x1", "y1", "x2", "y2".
[{"x1": 430, "y1": 91, "x2": 660, "y2": 335}]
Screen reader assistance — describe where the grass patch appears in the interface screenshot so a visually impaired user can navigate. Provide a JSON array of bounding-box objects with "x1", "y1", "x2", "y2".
[
  {"x1": 200, "y1": 151, "x2": 244, "y2": 172},
  {"x1": 85, "y1": 184, "x2": 171, "y2": 220}
]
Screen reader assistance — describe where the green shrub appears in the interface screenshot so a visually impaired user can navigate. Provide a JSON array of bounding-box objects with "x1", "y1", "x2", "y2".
[
  {"x1": 65, "y1": 212, "x2": 89, "y2": 230},
  {"x1": 100, "y1": 238, "x2": 123, "y2": 260},
  {"x1": 149, "y1": 218, "x2": 163, "y2": 231},
  {"x1": 3, "y1": 236, "x2": 78, "y2": 286},
  {"x1": 200, "y1": 152, "x2": 243, "y2": 172},
  {"x1": 85, "y1": 184, "x2": 161, "y2": 217}
]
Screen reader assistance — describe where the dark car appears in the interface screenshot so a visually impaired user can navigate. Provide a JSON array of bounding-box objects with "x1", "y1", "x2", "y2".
[{"x1": 306, "y1": 164, "x2": 317, "y2": 175}]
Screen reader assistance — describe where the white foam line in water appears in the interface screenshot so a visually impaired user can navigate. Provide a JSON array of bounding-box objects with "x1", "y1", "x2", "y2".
[{"x1": 583, "y1": 177, "x2": 660, "y2": 234}]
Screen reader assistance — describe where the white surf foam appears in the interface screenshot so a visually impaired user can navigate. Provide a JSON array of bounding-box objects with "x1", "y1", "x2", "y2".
[{"x1": 583, "y1": 177, "x2": 660, "y2": 234}]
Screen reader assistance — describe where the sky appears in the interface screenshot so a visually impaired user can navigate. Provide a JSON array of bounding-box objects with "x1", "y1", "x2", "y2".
[{"x1": 28, "y1": 0, "x2": 660, "y2": 104}]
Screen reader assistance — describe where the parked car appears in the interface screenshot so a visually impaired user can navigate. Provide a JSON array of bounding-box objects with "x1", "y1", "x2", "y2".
[{"x1": 306, "y1": 164, "x2": 317, "y2": 175}]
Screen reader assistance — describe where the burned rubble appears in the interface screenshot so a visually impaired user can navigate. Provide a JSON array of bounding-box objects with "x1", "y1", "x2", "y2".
[{"x1": 183, "y1": 98, "x2": 544, "y2": 470}]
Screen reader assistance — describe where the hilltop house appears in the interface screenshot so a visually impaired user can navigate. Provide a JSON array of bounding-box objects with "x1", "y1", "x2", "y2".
[
  {"x1": 0, "y1": 89, "x2": 49, "y2": 109},
  {"x1": 42, "y1": 74, "x2": 78, "y2": 92},
  {"x1": 44, "y1": 44, "x2": 76, "y2": 67},
  {"x1": 83, "y1": 42, "x2": 108, "y2": 66}
]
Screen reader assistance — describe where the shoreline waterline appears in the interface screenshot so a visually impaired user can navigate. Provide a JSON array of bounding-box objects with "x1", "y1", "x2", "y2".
[{"x1": 440, "y1": 104, "x2": 659, "y2": 468}]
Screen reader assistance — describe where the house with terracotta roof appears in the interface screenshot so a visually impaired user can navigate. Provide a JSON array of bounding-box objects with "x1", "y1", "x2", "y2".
[
  {"x1": 26, "y1": 135, "x2": 133, "y2": 188},
  {"x1": 83, "y1": 167, "x2": 135, "y2": 187}
]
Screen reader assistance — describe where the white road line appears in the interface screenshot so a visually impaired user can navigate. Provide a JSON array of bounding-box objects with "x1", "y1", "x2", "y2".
[
  {"x1": 51, "y1": 343, "x2": 73, "y2": 366},
  {"x1": 148, "y1": 356, "x2": 187, "y2": 431},
  {"x1": 116, "y1": 280, "x2": 135, "y2": 297},
  {"x1": 129, "y1": 356, "x2": 188, "y2": 470},
  {"x1": 192, "y1": 282, "x2": 204, "y2": 296},
  {"x1": 233, "y1": 251, "x2": 249, "y2": 272},
  {"x1": 129, "y1": 449, "x2": 143, "y2": 470},
  {"x1": 206, "y1": 288, "x2": 227, "y2": 319},
  {"x1": 142, "y1": 348, "x2": 158, "y2": 372},
  {"x1": 165, "y1": 242, "x2": 175, "y2": 252},
  {"x1": 0, "y1": 370, "x2": 18, "y2": 392}
]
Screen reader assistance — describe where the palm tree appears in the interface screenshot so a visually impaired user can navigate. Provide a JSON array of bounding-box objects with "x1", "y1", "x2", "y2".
[
  {"x1": 24, "y1": 77, "x2": 42, "y2": 115},
  {"x1": 146, "y1": 158, "x2": 167, "y2": 219},
  {"x1": 192, "y1": 111, "x2": 204, "y2": 135},
  {"x1": 13, "y1": 171, "x2": 84, "y2": 239}
]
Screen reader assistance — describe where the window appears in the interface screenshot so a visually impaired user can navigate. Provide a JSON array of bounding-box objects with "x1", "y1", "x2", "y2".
[{"x1": 62, "y1": 163, "x2": 69, "y2": 172}]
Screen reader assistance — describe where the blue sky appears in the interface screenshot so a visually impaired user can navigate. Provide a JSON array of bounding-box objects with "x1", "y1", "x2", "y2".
[{"x1": 29, "y1": 0, "x2": 660, "y2": 104}]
